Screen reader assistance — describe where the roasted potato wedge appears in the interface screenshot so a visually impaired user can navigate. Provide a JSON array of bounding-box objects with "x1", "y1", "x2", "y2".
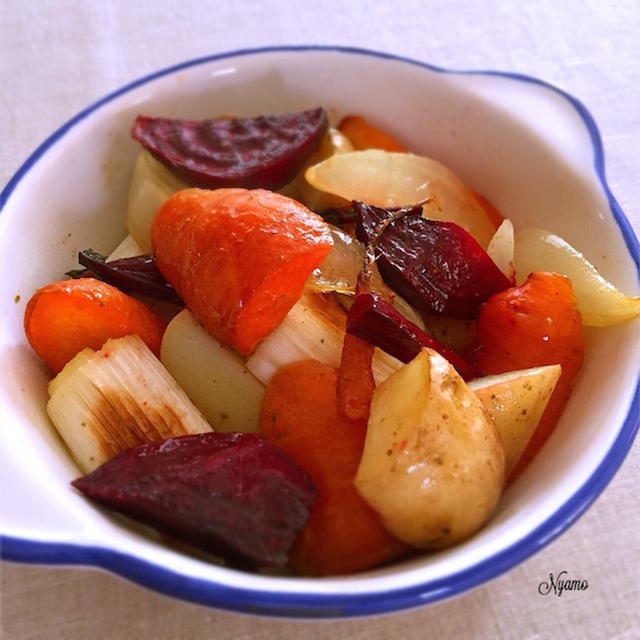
[
  {"x1": 355, "y1": 348, "x2": 504, "y2": 548},
  {"x1": 469, "y1": 364, "x2": 561, "y2": 477}
]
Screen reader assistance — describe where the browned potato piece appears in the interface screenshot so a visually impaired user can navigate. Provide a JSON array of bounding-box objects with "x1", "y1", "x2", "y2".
[
  {"x1": 355, "y1": 348, "x2": 504, "y2": 548},
  {"x1": 469, "y1": 365, "x2": 561, "y2": 476}
]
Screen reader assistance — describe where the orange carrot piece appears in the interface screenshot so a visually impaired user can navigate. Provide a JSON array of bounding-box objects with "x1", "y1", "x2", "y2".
[
  {"x1": 152, "y1": 188, "x2": 333, "y2": 355},
  {"x1": 472, "y1": 191, "x2": 505, "y2": 230},
  {"x1": 474, "y1": 272, "x2": 584, "y2": 479},
  {"x1": 338, "y1": 115, "x2": 408, "y2": 152},
  {"x1": 259, "y1": 360, "x2": 407, "y2": 575},
  {"x1": 337, "y1": 333, "x2": 375, "y2": 421},
  {"x1": 24, "y1": 277, "x2": 166, "y2": 373}
]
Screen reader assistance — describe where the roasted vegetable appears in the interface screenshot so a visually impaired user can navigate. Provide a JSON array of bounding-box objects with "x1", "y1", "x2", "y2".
[
  {"x1": 132, "y1": 107, "x2": 328, "y2": 191},
  {"x1": 337, "y1": 115, "x2": 408, "y2": 152},
  {"x1": 71, "y1": 250, "x2": 183, "y2": 306},
  {"x1": 305, "y1": 150, "x2": 497, "y2": 247},
  {"x1": 353, "y1": 201, "x2": 511, "y2": 318},
  {"x1": 246, "y1": 289, "x2": 402, "y2": 386},
  {"x1": 161, "y1": 309, "x2": 264, "y2": 433},
  {"x1": 47, "y1": 335, "x2": 212, "y2": 473},
  {"x1": 475, "y1": 272, "x2": 584, "y2": 477},
  {"x1": 24, "y1": 277, "x2": 166, "y2": 373},
  {"x1": 514, "y1": 228, "x2": 640, "y2": 326},
  {"x1": 106, "y1": 234, "x2": 145, "y2": 261},
  {"x1": 355, "y1": 349, "x2": 504, "y2": 548},
  {"x1": 259, "y1": 360, "x2": 407, "y2": 575},
  {"x1": 126, "y1": 150, "x2": 188, "y2": 251},
  {"x1": 486, "y1": 219, "x2": 515, "y2": 282},
  {"x1": 72, "y1": 432, "x2": 316, "y2": 567},
  {"x1": 337, "y1": 333, "x2": 376, "y2": 421},
  {"x1": 470, "y1": 365, "x2": 561, "y2": 477},
  {"x1": 280, "y1": 128, "x2": 353, "y2": 211},
  {"x1": 346, "y1": 292, "x2": 477, "y2": 380},
  {"x1": 152, "y1": 188, "x2": 333, "y2": 355}
]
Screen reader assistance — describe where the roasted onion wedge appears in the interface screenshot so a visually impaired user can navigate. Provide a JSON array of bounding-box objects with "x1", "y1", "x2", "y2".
[
  {"x1": 305, "y1": 150, "x2": 496, "y2": 247},
  {"x1": 514, "y1": 228, "x2": 640, "y2": 326}
]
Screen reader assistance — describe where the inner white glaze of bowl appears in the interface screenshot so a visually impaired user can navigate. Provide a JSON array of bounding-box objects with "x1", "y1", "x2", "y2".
[{"x1": 1, "y1": 48, "x2": 638, "y2": 612}]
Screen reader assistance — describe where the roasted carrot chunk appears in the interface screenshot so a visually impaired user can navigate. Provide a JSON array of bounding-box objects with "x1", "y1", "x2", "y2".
[
  {"x1": 337, "y1": 333, "x2": 375, "y2": 421},
  {"x1": 259, "y1": 360, "x2": 407, "y2": 575},
  {"x1": 474, "y1": 272, "x2": 584, "y2": 478},
  {"x1": 338, "y1": 115, "x2": 408, "y2": 152},
  {"x1": 24, "y1": 277, "x2": 166, "y2": 373},
  {"x1": 152, "y1": 188, "x2": 333, "y2": 355}
]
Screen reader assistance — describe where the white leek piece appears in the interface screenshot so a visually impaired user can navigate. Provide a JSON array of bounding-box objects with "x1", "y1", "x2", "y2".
[
  {"x1": 514, "y1": 228, "x2": 640, "y2": 326},
  {"x1": 247, "y1": 289, "x2": 402, "y2": 386},
  {"x1": 161, "y1": 309, "x2": 264, "y2": 433},
  {"x1": 126, "y1": 150, "x2": 188, "y2": 251},
  {"x1": 305, "y1": 150, "x2": 496, "y2": 247},
  {"x1": 47, "y1": 334, "x2": 212, "y2": 473}
]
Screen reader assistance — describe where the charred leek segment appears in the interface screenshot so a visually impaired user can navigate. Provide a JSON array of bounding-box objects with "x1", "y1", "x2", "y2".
[
  {"x1": 246, "y1": 289, "x2": 402, "y2": 386},
  {"x1": 514, "y1": 228, "x2": 640, "y2": 326},
  {"x1": 46, "y1": 334, "x2": 212, "y2": 474},
  {"x1": 126, "y1": 150, "x2": 188, "y2": 252},
  {"x1": 161, "y1": 309, "x2": 264, "y2": 433}
]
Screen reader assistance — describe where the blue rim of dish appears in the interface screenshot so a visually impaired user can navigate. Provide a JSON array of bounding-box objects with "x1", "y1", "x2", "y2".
[{"x1": 1, "y1": 45, "x2": 639, "y2": 618}]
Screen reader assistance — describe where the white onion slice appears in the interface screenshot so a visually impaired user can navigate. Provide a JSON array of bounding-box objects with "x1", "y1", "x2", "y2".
[
  {"x1": 305, "y1": 150, "x2": 496, "y2": 248},
  {"x1": 308, "y1": 226, "x2": 365, "y2": 294},
  {"x1": 514, "y1": 228, "x2": 640, "y2": 326}
]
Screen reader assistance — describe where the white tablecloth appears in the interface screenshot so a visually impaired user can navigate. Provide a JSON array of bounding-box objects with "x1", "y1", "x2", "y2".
[{"x1": 1, "y1": 1, "x2": 639, "y2": 637}]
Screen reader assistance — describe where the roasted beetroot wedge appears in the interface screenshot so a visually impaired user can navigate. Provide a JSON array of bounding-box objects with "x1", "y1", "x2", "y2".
[
  {"x1": 131, "y1": 107, "x2": 328, "y2": 190},
  {"x1": 71, "y1": 250, "x2": 183, "y2": 305},
  {"x1": 353, "y1": 202, "x2": 511, "y2": 318},
  {"x1": 72, "y1": 432, "x2": 316, "y2": 566},
  {"x1": 347, "y1": 292, "x2": 478, "y2": 380}
]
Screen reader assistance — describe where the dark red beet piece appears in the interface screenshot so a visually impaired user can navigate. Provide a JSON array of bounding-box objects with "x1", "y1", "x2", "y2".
[
  {"x1": 131, "y1": 107, "x2": 329, "y2": 190},
  {"x1": 353, "y1": 202, "x2": 511, "y2": 318},
  {"x1": 72, "y1": 432, "x2": 316, "y2": 567},
  {"x1": 71, "y1": 250, "x2": 183, "y2": 306},
  {"x1": 347, "y1": 292, "x2": 478, "y2": 380}
]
